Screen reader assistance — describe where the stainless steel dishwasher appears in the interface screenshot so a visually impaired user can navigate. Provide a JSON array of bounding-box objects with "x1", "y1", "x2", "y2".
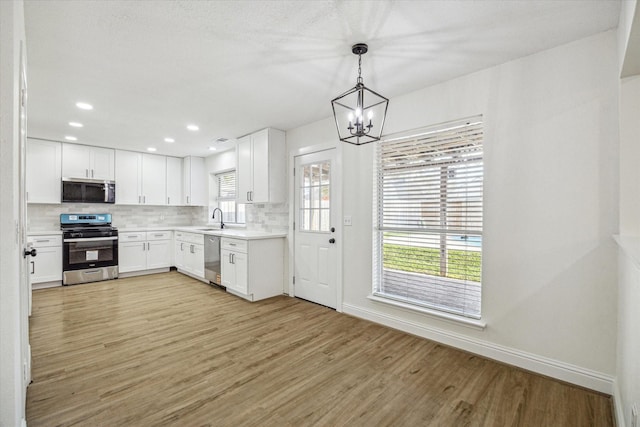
[{"x1": 204, "y1": 235, "x2": 221, "y2": 286}]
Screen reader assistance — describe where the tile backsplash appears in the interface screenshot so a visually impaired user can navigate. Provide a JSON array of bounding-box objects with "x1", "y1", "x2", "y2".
[
  {"x1": 28, "y1": 202, "x2": 290, "y2": 233},
  {"x1": 244, "y1": 203, "x2": 289, "y2": 233},
  {"x1": 28, "y1": 203, "x2": 208, "y2": 231}
]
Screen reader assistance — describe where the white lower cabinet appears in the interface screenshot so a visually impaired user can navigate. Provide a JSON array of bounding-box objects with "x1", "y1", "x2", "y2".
[
  {"x1": 174, "y1": 231, "x2": 204, "y2": 279},
  {"x1": 29, "y1": 235, "x2": 62, "y2": 285},
  {"x1": 118, "y1": 231, "x2": 172, "y2": 274},
  {"x1": 221, "y1": 237, "x2": 284, "y2": 302}
]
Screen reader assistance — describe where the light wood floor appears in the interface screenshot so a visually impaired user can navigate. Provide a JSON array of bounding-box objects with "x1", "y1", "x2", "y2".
[{"x1": 27, "y1": 272, "x2": 613, "y2": 426}]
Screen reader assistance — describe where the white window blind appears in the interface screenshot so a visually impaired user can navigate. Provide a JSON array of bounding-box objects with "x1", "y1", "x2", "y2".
[
  {"x1": 374, "y1": 117, "x2": 483, "y2": 319},
  {"x1": 216, "y1": 170, "x2": 245, "y2": 224}
]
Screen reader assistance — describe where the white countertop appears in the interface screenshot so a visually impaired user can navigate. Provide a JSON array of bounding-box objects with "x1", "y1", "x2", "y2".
[
  {"x1": 28, "y1": 226, "x2": 287, "y2": 240},
  {"x1": 27, "y1": 230, "x2": 62, "y2": 236},
  {"x1": 173, "y1": 226, "x2": 287, "y2": 240},
  {"x1": 121, "y1": 226, "x2": 287, "y2": 240}
]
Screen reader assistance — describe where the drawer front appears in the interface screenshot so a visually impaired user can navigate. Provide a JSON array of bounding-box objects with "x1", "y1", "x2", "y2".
[
  {"x1": 31, "y1": 235, "x2": 62, "y2": 248},
  {"x1": 146, "y1": 230, "x2": 172, "y2": 241},
  {"x1": 175, "y1": 232, "x2": 203, "y2": 245},
  {"x1": 120, "y1": 232, "x2": 146, "y2": 241},
  {"x1": 221, "y1": 238, "x2": 247, "y2": 253}
]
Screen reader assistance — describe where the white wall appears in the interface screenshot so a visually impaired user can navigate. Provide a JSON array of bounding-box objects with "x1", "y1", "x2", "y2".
[
  {"x1": 287, "y1": 30, "x2": 620, "y2": 392},
  {"x1": 0, "y1": 1, "x2": 28, "y2": 425}
]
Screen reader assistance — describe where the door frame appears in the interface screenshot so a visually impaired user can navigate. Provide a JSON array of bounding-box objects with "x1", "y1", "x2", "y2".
[{"x1": 288, "y1": 142, "x2": 343, "y2": 312}]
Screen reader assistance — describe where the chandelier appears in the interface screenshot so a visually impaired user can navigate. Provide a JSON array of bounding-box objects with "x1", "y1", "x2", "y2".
[{"x1": 331, "y1": 43, "x2": 389, "y2": 145}]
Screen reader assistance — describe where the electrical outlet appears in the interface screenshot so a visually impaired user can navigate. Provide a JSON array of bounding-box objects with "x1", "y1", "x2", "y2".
[
  {"x1": 160, "y1": 214, "x2": 165, "y2": 221},
  {"x1": 632, "y1": 403, "x2": 638, "y2": 427},
  {"x1": 343, "y1": 215, "x2": 352, "y2": 226}
]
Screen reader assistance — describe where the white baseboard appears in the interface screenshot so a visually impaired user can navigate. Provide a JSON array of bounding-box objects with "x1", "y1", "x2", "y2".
[
  {"x1": 32, "y1": 280, "x2": 62, "y2": 290},
  {"x1": 613, "y1": 379, "x2": 627, "y2": 427},
  {"x1": 118, "y1": 267, "x2": 170, "y2": 279},
  {"x1": 342, "y1": 303, "x2": 614, "y2": 394}
]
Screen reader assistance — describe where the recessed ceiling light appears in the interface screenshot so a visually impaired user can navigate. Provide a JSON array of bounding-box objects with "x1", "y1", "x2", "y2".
[
  {"x1": 215, "y1": 138, "x2": 229, "y2": 143},
  {"x1": 65, "y1": 136, "x2": 77, "y2": 141},
  {"x1": 76, "y1": 102, "x2": 93, "y2": 110},
  {"x1": 209, "y1": 146, "x2": 217, "y2": 151},
  {"x1": 186, "y1": 124, "x2": 199, "y2": 131},
  {"x1": 147, "y1": 147, "x2": 157, "y2": 152},
  {"x1": 68, "y1": 121, "x2": 83, "y2": 128},
  {"x1": 164, "y1": 137, "x2": 175, "y2": 143}
]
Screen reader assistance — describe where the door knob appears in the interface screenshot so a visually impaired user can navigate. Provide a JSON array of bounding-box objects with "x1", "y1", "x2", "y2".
[
  {"x1": 329, "y1": 238, "x2": 335, "y2": 244},
  {"x1": 23, "y1": 248, "x2": 37, "y2": 258},
  {"x1": 331, "y1": 227, "x2": 335, "y2": 232}
]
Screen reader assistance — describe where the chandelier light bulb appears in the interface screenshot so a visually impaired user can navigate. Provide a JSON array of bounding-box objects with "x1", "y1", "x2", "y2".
[{"x1": 368, "y1": 110, "x2": 374, "y2": 120}]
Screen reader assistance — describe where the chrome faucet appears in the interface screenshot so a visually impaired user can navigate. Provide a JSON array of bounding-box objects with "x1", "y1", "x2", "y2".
[{"x1": 212, "y1": 208, "x2": 225, "y2": 229}]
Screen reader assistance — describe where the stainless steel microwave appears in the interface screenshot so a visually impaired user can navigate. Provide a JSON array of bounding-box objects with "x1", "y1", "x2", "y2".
[{"x1": 61, "y1": 178, "x2": 116, "y2": 204}]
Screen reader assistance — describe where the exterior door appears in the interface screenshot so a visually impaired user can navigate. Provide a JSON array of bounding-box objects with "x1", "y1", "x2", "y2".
[{"x1": 294, "y1": 149, "x2": 338, "y2": 308}]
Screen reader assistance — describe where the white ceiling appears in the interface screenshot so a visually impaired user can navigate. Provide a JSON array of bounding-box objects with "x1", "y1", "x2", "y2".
[{"x1": 24, "y1": 0, "x2": 621, "y2": 158}]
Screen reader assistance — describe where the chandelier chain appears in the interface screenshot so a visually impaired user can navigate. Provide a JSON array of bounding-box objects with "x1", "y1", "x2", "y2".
[{"x1": 357, "y1": 54, "x2": 363, "y2": 84}]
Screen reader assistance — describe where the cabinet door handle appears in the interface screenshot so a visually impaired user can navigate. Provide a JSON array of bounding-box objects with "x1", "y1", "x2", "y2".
[
  {"x1": 167, "y1": 196, "x2": 170, "y2": 204},
  {"x1": 86, "y1": 169, "x2": 89, "y2": 178},
  {"x1": 35, "y1": 239, "x2": 50, "y2": 243},
  {"x1": 26, "y1": 191, "x2": 29, "y2": 201},
  {"x1": 180, "y1": 242, "x2": 184, "y2": 251},
  {"x1": 91, "y1": 169, "x2": 94, "y2": 178},
  {"x1": 138, "y1": 195, "x2": 141, "y2": 204},
  {"x1": 187, "y1": 195, "x2": 190, "y2": 205},
  {"x1": 143, "y1": 195, "x2": 146, "y2": 204},
  {"x1": 247, "y1": 191, "x2": 250, "y2": 202},
  {"x1": 190, "y1": 244, "x2": 194, "y2": 254},
  {"x1": 30, "y1": 261, "x2": 34, "y2": 274},
  {"x1": 142, "y1": 242, "x2": 146, "y2": 251},
  {"x1": 147, "y1": 242, "x2": 150, "y2": 250}
]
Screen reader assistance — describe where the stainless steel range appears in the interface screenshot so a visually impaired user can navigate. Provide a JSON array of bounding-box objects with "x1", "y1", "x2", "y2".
[{"x1": 61, "y1": 213, "x2": 118, "y2": 285}]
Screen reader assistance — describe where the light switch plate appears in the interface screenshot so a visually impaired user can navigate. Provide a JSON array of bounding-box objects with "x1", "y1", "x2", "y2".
[{"x1": 343, "y1": 215, "x2": 352, "y2": 226}]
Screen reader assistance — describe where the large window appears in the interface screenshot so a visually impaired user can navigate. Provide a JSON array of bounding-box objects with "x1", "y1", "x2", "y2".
[
  {"x1": 374, "y1": 117, "x2": 483, "y2": 319},
  {"x1": 215, "y1": 170, "x2": 245, "y2": 224}
]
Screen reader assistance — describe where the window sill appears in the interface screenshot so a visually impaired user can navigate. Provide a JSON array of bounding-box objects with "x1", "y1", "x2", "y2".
[{"x1": 367, "y1": 294, "x2": 486, "y2": 330}]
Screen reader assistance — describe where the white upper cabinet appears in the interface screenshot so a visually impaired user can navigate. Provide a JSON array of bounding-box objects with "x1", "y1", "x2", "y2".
[
  {"x1": 26, "y1": 138, "x2": 61, "y2": 204},
  {"x1": 62, "y1": 143, "x2": 114, "y2": 180},
  {"x1": 115, "y1": 150, "x2": 167, "y2": 205},
  {"x1": 183, "y1": 156, "x2": 206, "y2": 206},
  {"x1": 141, "y1": 153, "x2": 167, "y2": 205},
  {"x1": 236, "y1": 128, "x2": 285, "y2": 204},
  {"x1": 115, "y1": 150, "x2": 141, "y2": 204},
  {"x1": 166, "y1": 156, "x2": 183, "y2": 206}
]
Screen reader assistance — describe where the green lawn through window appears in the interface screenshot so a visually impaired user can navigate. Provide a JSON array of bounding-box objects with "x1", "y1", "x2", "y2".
[{"x1": 383, "y1": 243, "x2": 482, "y2": 282}]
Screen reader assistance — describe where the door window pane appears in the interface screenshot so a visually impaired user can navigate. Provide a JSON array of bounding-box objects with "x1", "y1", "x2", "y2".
[{"x1": 299, "y1": 161, "x2": 330, "y2": 232}]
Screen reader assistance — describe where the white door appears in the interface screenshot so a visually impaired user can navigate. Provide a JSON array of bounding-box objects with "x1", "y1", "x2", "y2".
[
  {"x1": 294, "y1": 149, "x2": 339, "y2": 308},
  {"x1": 19, "y1": 41, "x2": 33, "y2": 386}
]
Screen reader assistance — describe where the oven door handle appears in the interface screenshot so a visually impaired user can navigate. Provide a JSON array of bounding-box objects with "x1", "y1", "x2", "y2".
[{"x1": 63, "y1": 236, "x2": 118, "y2": 243}]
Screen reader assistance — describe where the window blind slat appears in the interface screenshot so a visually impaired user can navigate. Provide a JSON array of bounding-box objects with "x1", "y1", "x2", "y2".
[{"x1": 374, "y1": 116, "x2": 483, "y2": 319}]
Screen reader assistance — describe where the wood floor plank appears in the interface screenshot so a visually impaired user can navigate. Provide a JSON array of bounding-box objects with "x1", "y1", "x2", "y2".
[{"x1": 26, "y1": 272, "x2": 613, "y2": 426}]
